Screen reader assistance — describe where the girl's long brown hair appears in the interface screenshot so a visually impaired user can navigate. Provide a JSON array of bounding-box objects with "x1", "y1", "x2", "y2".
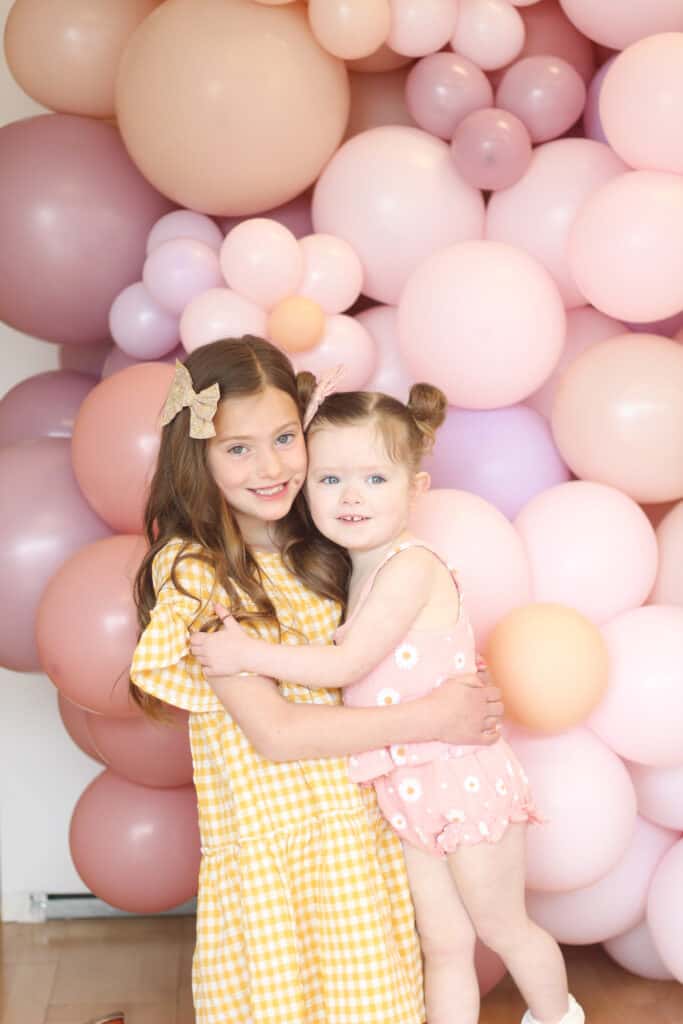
[{"x1": 131, "y1": 336, "x2": 350, "y2": 716}]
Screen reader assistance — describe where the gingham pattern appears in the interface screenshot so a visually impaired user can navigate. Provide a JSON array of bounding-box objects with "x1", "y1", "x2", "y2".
[{"x1": 131, "y1": 539, "x2": 423, "y2": 1024}]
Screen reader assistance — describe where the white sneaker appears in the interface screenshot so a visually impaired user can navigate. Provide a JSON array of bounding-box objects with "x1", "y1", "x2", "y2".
[{"x1": 521, "y1": 993, "x2": 585, "y2": 1024}]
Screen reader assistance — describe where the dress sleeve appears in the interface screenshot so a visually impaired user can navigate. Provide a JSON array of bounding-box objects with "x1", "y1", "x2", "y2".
[{"x1": 130, "y1": 539, "x2": 225, "y2": 714}]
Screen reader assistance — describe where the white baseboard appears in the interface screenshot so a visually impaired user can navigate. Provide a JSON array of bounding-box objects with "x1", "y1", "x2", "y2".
[{"x1": 2, "y1": 890, "x2": 196, "y2": 923}]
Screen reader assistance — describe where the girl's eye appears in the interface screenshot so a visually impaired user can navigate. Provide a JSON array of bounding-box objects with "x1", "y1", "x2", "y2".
[
  {"x1": 320, "y1": 475, "x2": 340, "y2": 485},
  {"x1": 368, "y1": 474, "x2": 386, "y2": 485},
  {"x1": 228, "y1": 444, "x2": 248, "y2": 456},
  {"x1": 275, "y1": 432, "x2": 295, "y2": 446}
]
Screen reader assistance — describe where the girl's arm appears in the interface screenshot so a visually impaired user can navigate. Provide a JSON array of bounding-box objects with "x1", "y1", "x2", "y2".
[{"x1": 191, "y1": 546, "x2": 439, "y2": 688}]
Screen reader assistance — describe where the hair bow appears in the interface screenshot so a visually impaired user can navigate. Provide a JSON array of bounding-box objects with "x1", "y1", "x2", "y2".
[
  {"x1": 159, "y1": 361, "x2": 220, "y2": 439},
  {"x1": 303, "y1": 365, "x2": 345, "y2": 430}
]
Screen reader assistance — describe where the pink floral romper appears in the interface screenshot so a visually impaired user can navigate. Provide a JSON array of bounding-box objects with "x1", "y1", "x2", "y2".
[{"x1": 337, "y1": 540, "x2": 540, "y2": 858}]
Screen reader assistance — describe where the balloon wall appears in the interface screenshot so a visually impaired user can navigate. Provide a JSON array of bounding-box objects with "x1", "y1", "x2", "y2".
[{"x1": 1, "y1": 0, "x2": 683, "y2": 984}]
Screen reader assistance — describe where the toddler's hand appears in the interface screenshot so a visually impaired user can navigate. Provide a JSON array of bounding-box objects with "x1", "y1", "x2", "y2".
[{"x1": 189, "y1": 605, "x2": 252, "y2": 677}]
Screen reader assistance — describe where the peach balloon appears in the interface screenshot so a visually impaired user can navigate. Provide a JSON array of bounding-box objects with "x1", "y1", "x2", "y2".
[
  {"x1": 604, "y1": 919, "x2": 675, "y2": 982},
  {"x1": 289, "y1": 314, "x2": 376, "y2": 388},
  {"x1": 387, "y1": 0, "x2": 458, "y2": 58},
  {"x1": 515, "y1": 481, "x2": 658, "y2": 625},
  {"x1": 268, "y1": 296, "x2": 326, "y2": 352},
  {"x1": 557, "y1": 0, "x2": 683, "y2": 50},
  {"x1": 485, "y1": 603, "x2": 608, "y2": 732},
  {"x1": 87, "y1": 706, "x2": 193, "y2": 789},
  {"x1": 451, "y1": 0, "x2": 526, "y2": 72},
  {"x1": 600, "y1": 34, "x2": 683, "y2": 176},
  {"x1": 4, "y1": 0, "x2": 161, "y2": 118},
  {"x1": 116, "y1": 0, "x2": 349, "y2": 214},
  {"x1": 495, "y1": 56, "x2": 586, "y2": 143},
  {"x1": 651, "y1": 501, "x2": 683, "y2": 606},
  {"x1": 628, "y1": 760, "x2": 683, "y2": 833},
  {"x1": 346, "y1": 68, "x2": 417, "y2": 140},
  {"x1": 308, "y1": 0, "x2": 391, "y2": 60},
  {"x1": 551, "y1": 334, "x2": 683, "y2": 503},
  {"x1": 486, "y1": 139, "x2": 627, "y2": 308},
  {"x1": 180, "y1": 288, "x2": 267, "y2": 353},
  {"x1": 569, "y1": 171, "x2": 683, "y2": 323}
]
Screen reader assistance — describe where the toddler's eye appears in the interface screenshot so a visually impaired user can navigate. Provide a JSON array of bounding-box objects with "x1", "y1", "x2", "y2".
[
  {"x1": 368, "y1": 474, "x2": 386, "y2": 485},
  {"x1": 320, "y1": 475, "x2": 340, "y2": 485}
]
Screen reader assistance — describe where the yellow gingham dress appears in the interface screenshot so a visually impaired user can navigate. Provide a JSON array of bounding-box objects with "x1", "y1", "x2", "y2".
[{"x1": 130, "y1": 539, "x2": 424, "y2": 1024}]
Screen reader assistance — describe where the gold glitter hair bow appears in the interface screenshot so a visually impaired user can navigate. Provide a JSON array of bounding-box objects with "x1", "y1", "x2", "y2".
[
  {"x1": 159, "y1": 360, "x2": 220, "y2": 439},
  {"x1": 303, "y1": 365, "x2": 345, "y2": 430}
]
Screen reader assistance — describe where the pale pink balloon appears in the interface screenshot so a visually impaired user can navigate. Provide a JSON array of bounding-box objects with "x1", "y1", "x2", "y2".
[
  {"x1": 87, "y1": 706, "x2": 193, "y2": 789},
  {"x1": 527, "y1": 306, "x2": 624, "y2": 419},
  {"x1": 70, "y1": 771, "x2": 200, "y2": 914},
  {"x1": 312, "y1": 126, "x2": 485, "y2": 305},
  {"x1": 297, "y1": 234, "x2": 364, "y2": 314},
  {"x1": 628, "y1": 760, "x2": 683, "y2": 832},
  {"x1": 308, "y1": 0, "x2": 392, "y2": 60},
  {"x1": 451, "y1": 0, "x2": 526, "y2": 71},
  {"x1": 604, "y1": 919, "x2": 675, "y2": 982},
  {"x1": 405, "y1": 52, "x2": 493, "y2": 140},
  {"x1": 515, "y1": 481, "x2": 658, "y2": 624},
  {"x1": 109, "y1": 282, "x2": 180, "y2": 360},
  {"x1": 569, "y1": 172, "x2": 683, "y2": 322},
  {"x1": 496, "y1": 56, "x2": 586, "y2": 143},
  {"x1": 409, "y1": 489, "x2": 532, "y2": 645},
  {"x1": 357, "y1": 305, "x2": 414, "y2": 400},
  {"x1": 551, "y1": 334, "x2": 683, "y2": 503},
  {"x1": 451, "y1": 107, "x2": 532, "y2": 191},
  {"x1": 220, "y1": 219, "x2": 303, "y2": 310},
  {"x1": 582, "y1": 56, "x2": 614, "y2": 143},
  {"x1": 508, "y1": 725, "x2": 637, "y2": 891},
  {"x1": 651, "y1": 501, "x2": 683, "y2": 606},
  {"x1": 289, "y1": 315, "x2": 376, "y2": 389},
  {"x1": 397, "y1": 240, "x2": 566, "y2": 408},
  {"x1": 486, "y1": 139, "x2": 627, "y2": 308},
  {"x1": 146, "y1": 210, "x2": 223, "y2": 254},
  {"x1": 557, "y1": 0, "x2": 683, "y2": 50},
  {"x1": 512, "y1": 0, "x2": 596, "y2": 84},
  {"x1": 57, "y1": 693, "x2": 104, "y2": 765},
  {"x1": 527, "y1": 817, "x2": 678, "y2": 944},
  {"x1": 590, "y1": 606, "x2": 683, "y2": 767},
  {"x1": 0, "y1": 370, "x2": 94, "y2": 445},
  {"x1": 600, "y1": 34, "x2": 683, "y2": 176},
  {"x1": 180, "y1": 288, "x2": 267, "y2": 353},
  {"x1": 647, "y1": 839, "x2": 683, "y2": 981},
  {"x1": 388, "y1": 0, "x2": 458, "y2": 57},
  {"x1": 142, "y1": 238, "x2": 223, "y2": 316}
]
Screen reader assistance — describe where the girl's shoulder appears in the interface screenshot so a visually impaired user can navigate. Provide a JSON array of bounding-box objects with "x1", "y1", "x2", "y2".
[{"x1": 152, "y1": 537, "x2": 216, "y2": 594}]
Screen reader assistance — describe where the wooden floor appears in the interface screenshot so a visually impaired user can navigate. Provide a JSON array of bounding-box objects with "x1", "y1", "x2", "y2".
[{"x1": 2, "y1": 916, "x2": 683, "y2": 1023}]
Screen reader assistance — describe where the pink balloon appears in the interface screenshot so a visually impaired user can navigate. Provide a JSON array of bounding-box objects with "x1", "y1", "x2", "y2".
[
  {"x1": 72, "y1": 362, "x2": 175, "y2": 533},
  {"x1": 70, "y1": 771, "x2": 200, "y2": 914},
  {"x1": 0, "y1": 439, "x2": 111, "y2": 672},
  {"x1": 109, "y1": 281, "x2": 180, "y2": 360},
  {"x1": 451, "y1": 0, "x2": 526, "y2": 71},
  {"x1": 37, "y1": 534, "x2": 146, "y2": 717},
  {"x1": 0, "y1": 114, "x2": 172, "y2": 345},
  {"x1": 59, "y1": 340, "x2": 112, "y2": 378},
  {"x1": 557, "y1": 0, "x2": 683, "y2": 50},
  {"x1": 387, "y1": 0, "x2": 458, "y2": 58},
  {"x1": 627, "y1": 309, "x2": 683, "y2": 339},
  {"x1": 647, "y1": 839, "x2": 683, "y2": 982},
  {"x1": 357, "y1": 305, "x2": 414, "y2": 400},
  {"x1": 496, "y1": 56, "x2": 586, "y2": 143},
  {"x1": 397, "y1": 240, "x2": 566, "y2": 408},
  {"x1": 312, "y1": 126, "x2": 485, "y2": 305},
  {"x1": 0, "y1": 371, "x2": 94, "y2": 446},
  {"x1": 142, "y1": 238, "x2": 224, "y2": 316},
  {"x1": 87, "y1": 706, "x2": 193, "y2": 788},
  {"x1": 179, "y1": 288, "x2": 267, "y2": 352},
  {"x1": 590, "y1": 606, "x2": 683, "y2": 767},
  {"x1": 527, "y1": 817, "x2": 678, "y2": 944},
  {"x1": 569, "y1": 171, "x2": 683, "y2": 323},
  {"x1": 508, "y1": 726, "x2": 637, "y2": 891},
  {"x1": 651, "y1": 501, "x2": 683, "y2": 607},
  {"x1": 57, "y1": 694, "x2": 105, "y2": 764},
  {"x1": 146, "y1": 210, "x2": 223, "y2": 254},
  {"x1": 405, "y1": 52, "x2": 493, "y2": 140},
  {"x1": 451, "y1": 107, "x2": 532, "y2": 191},
  {"x1": 512, "y1": 0, "x2": 596, "y2": 84},
  {"x1": 409, "y1": 489, "x2": 531, "y2": 645},
  {"x1": 220, "y1": 219, "x2": 303, "y2": 309},
  {"x1": 582, "y1": 57, "x2": 615, "y2": 143},
  {"x1": 527, "y1": 306, "x2": 624, "y2": 420},
  {"x1": 220, "y1": 190, "x2": 314, "y2": 240},
  {"x1": 628, "y1": 760, "x2": 683, "y2": 832},
  {"x1": 486, "y1": 139, "x2": 627, "y2": 308},
  {"x1": 515, "y1": 481, "x2": 658, "y2": 624},
  {"x1": 100, "y1": 343, "x2": 184, "y2": 380},
  {"x1": 297, "y1": 234, "x2": 364, "y2": 314},
  {"x1": 290, "y1": 314, "x2": 376, "y2": 389},
  {"x1": 604, "y1": 919, "x2": 675, "y2": 982}
]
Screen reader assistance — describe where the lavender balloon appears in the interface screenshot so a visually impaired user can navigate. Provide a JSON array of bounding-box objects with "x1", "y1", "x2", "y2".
[
  {"x1": 582, "y1": 57, "x2": 616, "y2": 145},
  {"x1": 424, "y1": 404, "x2": 570, "y2": 520},
  {"x1": 0, "y1": 371, "x2": 94, "y2": 446}
]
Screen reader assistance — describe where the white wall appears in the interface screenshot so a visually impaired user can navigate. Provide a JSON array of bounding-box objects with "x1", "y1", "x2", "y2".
[{"x1": 0, "y1": 0, "x2": 101, "y2": 920}]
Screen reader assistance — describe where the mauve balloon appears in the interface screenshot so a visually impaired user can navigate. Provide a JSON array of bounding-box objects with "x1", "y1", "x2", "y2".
[{"x1": 0, "y1": 370, "x2": 94, "y2": 446}]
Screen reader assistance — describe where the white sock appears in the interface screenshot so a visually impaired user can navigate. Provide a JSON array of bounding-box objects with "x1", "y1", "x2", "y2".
[{"x1": 521, "y1": 993, "x2": 585, "y2": 1024}]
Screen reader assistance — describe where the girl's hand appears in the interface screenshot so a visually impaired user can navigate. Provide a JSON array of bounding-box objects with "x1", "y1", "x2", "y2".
[
  {"x1": 428, "y1": 674, "x2": 504, "y2": 746},
  {"x1": 189, "y1": 605, "x2": 252, "y2": 678}
]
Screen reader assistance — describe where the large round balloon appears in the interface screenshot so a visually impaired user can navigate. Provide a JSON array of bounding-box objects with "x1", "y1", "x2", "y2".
[
  {"x1": 4, "y1": 0, "x2": 161, "y2": 118},
  {"x1": 0, "y1": 114, "x2": 172, "y2": 345},
  {"x1": 0, "y1": 439, "x2": 111, "y2": 672},
  {"x1": 357, "y1": 305, "x2": 414, "y2": 401},
  {"x1": 57, "y1": 694, "x2": 105, "y2": 765},
  {"x1": 651, "y1": 501, "x2": 683, "y2": 606},
  {"x1": 604, "y1": 919, "x2": 675, "y2": 982},
  {"x1": 557, "y1": 0, "x2": 683, "y2": 50},
  {"x1": 116, "y1": 0, "x2": 349, "y2": 215},
  {"x1": 70, "y1": 770, "x2": 200, "y2": 913},
  {"x1": 551, "y1": 334, "x2": 683, "y2": 503},
  {"x1": 87, "y1": 706, "x2": 193, "y2": 788},
  {"x1": 647, "y1": 839, "x2": 683, "y2": 982},
  {"x1": 0, "y1": 371, "x2": 94, "y2": 446},
  {"x1": 397, "y1": 240, "x2": 565, "y2": 408},
  {"x1": 72, "y1": 362, "x2": 175, "y2": 533},
  {"x1": 628, "y1": 761, "x2": 683, "y2": 832},
  {"x1": 36, "y1": 535, "x2": 146, "y2": 717}
]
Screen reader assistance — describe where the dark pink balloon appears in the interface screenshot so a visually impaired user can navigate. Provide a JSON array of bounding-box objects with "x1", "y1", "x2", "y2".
[
  {"x1": 517, "y1": 0, "x2": 596, "y2": 84},
  {"x1": 70, "y1": 771, "x2": 200, "y2": 914},
  {"x1": 405, "y1": 52, "x2": 494, "y2": 140},
  {"x1": 0, "y1": 370, "x2": 94, "y2": 446},
  {"x1": 451, "y1": 107, "x2": 533, "y2": 191},
  {"x1": 0, "y1": 439, "x2": 111, "y2": 671},
  {"x1": 496, "y1": 56, "x2": 587, "y2": 143},
  {"x1": 59, "y1": 340, "x2": 113, "y2": 378},
  {"x1": 57, "y1": 693, "x2": 105, "y2": 765},
  {"x1": 87, "y1": 706, "x2": 193, "y2": 788},
  {"x1": 0, "y1": 114, "x2": 173, "y2": 345}
]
